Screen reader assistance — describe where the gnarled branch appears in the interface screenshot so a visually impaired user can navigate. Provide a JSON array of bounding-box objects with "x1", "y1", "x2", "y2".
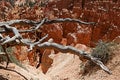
[
  {"x1": 0, "y1": 18, "x2": 95, "y2": 33},
  {"x1": 0, "y1": 18, "x2": 111, "y2": 74},
  {"x1": 20, "y1": 40, "x2": 111, "y2": 74}
]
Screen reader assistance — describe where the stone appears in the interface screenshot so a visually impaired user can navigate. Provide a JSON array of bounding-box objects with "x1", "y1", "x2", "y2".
[
  {"x1": 66, "y1": 26, "x2": 92, "y2": 46},
  {"x1": 41, "y1": 49, "x2": 54, "y2": 73},
  {"x1": 41, "y1": 23, "x2": 63, "y2": 43}
]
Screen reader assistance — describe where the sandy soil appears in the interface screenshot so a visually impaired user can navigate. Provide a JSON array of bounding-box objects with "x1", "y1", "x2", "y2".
[{"x1": 0, "y1": 43, "x2": 120, "y2": 80}]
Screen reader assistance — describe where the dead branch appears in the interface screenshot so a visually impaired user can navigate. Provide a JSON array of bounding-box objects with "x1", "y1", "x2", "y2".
[
  {"x1": 20, "y1": 39, "x2": 111, "y2": 74},
  {"x1": 37, "y1": 42, "x2": 111, "y2": 74},
  {"x1": 45, "y1": 18, "x2": 95, "y2": 25},
  {"x1": 20, "y1": 37, "x2": 50, "y2": 51},
  {"x1": 0, "y1": 18, "x2": 95, "y2": 33},
  {"x1": 0, "y1": 24, "x2": 22, "y2": 45},
  {"x1": 0, "y1": 18, "x2": 111, "y2": 75}
]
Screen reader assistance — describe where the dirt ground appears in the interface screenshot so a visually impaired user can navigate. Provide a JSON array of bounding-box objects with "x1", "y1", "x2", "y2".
[{"x1": 0, "y1": 43, "x2": 120, "y2": 80}]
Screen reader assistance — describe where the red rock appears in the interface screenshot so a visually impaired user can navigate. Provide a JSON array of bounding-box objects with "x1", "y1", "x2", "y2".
[
  {"x1": 102, "y1": 26, "x2": 120, "y2": 41},
  {"x1": 67, "y1": 26, "x2": 92, "y2": 46},
  {"x1": 60, "y1": 38, "x2": 67, "y2": 46},
  {"x1": 41, "y1": 49, "x2": 54, "y2": 73},
  {"x1": 75, "y1": 44, "x2": 91, "y2": 53},
  {"x1": 72, "y1": 7, "x2": 82, "y2": 18},
  {"x1": 62, "y1": 22, "x2": 78, "y2": 37},
  {"x1": 41, "y1": 23, "x2": 63, "y2": 43},
  {"x1": 113, "y1": 36, "x2": 120, "y2": 44},
  {"x1": 48, "y1": 0, "x2": 74, "y2": 10}
]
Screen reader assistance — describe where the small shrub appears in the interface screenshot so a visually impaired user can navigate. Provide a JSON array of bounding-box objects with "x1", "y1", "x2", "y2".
[{"x1": 91, "y1": 40, "x2": 113, "y2": 63}]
